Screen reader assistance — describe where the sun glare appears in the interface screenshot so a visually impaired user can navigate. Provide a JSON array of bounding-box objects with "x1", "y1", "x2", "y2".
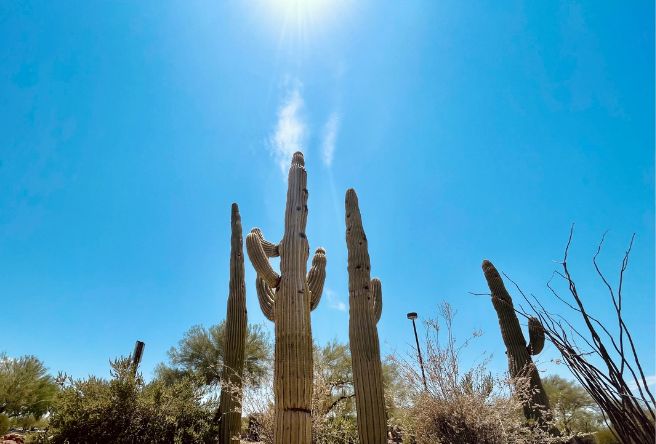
[
  {"x1": 272, "y1": 0, "x2": 332, "y2": 16},
  {"x1": 261, "y1": 0, "x2": 349, "y2": 39}
]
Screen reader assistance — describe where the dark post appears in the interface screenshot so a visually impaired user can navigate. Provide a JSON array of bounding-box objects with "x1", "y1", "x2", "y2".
[
  {"x1": 131, "y1": 340, "x2": 145, "y2": 377},
  {"x1": 407, "y1": 312, "x2": 427, "y2": 390}
]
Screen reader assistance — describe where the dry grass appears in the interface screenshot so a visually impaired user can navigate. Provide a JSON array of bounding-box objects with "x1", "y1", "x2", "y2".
[{"x1": 389, "y1": 302, "x2": 562, "y2": 444}]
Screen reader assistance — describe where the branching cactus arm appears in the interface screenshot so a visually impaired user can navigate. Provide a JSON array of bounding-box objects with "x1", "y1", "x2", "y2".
[
  {"x1": 371, "y1": 278, "x2": 383, "y2": 324},
  {"x1": 246, "y1": 231, "x2": 280, "y2": 288},
  {"x1": 527, "y1": 317, "x2": 545, "y2": 355},
  {"x1": 308, "y1": 247, "x2": 327, "y2": 311},
  {"x1": 251, "y1": 228, "x2": 279, "y2": 257},
  {"x1": 255, "y1": 277, "x2": 275, "y2": 322}
]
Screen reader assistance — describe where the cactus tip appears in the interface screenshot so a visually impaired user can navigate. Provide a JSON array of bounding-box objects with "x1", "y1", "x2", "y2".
[
  {"x1": 345, "y1": 188, "x2": 358, "y2": 204},
  {"x1": 292, "y1": 151, "x2": 305, "y2": 166},
  {"x1": 315, "y1": 247, "x2": 326, "y2": 255},
  {"x1": 482, "y1": 259, "x2": 494, "y2": 270}
]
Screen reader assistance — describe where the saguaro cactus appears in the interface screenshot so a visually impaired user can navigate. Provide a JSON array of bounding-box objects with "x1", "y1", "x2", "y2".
[
  {"x1": 246, "y1": 152, "x2": 326, "y2": 444},
  {"x1": 345, "y1": 188, "x2": 387, "y2": 444},
  {"x1": 218, "y1": 203, "x2": 248, "y2": 444},
  {"x1": 481, "y1": 259, "x2": 551, "y2": 426}
]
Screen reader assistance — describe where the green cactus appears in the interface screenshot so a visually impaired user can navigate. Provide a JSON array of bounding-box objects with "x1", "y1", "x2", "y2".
[
  {"x1": 345, "y1": 188, "x2": 387, "y2": 444},
  {"x1": 218, "y1": 203, "x2": 248, "y2": 444},
  {"x1": 246, "y1": 152, "x2": 326, "y2": 444},
  {"x1": 481, "y1": 259, "x2": 551, "y2": 426}
]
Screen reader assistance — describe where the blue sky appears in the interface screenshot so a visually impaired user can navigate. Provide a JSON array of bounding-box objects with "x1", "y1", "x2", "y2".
[{"x1": 1, "y1": 0, "x2": 653, "y2": 384}]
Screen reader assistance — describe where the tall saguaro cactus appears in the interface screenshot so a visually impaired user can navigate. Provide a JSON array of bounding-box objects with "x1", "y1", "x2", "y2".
[
  {"x1": 218, "y1": 203, "x2": 248, "y2": 444},
  {"x1": 481, "y1": 260, "x2": 551, "y2": 426},
  {"x1": 345, "y1": 188, "x2": 387, "y2": 444},
  {"x1": 246, "y1": 152, "x2": 327, "y2": 444}
]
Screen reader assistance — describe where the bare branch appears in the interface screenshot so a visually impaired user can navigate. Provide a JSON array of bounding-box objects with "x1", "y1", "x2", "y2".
[{"x1": 513, "y1": 228, "x2": 655, "y2": 443}]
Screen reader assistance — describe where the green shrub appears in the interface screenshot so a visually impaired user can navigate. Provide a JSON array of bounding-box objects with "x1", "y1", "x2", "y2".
[
  {"x1": 594, "y1": 428, "x2": 621, "y2": 444},
  {"x1": 0, "y1": 414, "x2": 9, "y2": 434},
  {"x1": 48, "y1": 357, "x2": 219, "y2": 444}
]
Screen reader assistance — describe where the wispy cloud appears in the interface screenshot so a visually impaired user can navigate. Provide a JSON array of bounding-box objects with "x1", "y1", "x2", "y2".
[
  {"x1": 325, "y1": 288, "x2": 347, "y2": 312},
  {"x1": 321, "y1": 112, "x2": 340, "y2": 167},
  {"x1": 628, "y1": 374, "x2": 656, "y2": 390},
  {"x1": 269, "y1": 84, "x2": 306, "y2": 176}
]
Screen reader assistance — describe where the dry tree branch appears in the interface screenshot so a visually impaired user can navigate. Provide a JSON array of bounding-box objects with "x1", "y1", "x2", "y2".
[{"x1": 515, "y1": 225, "x2": 654, "y2": 444}]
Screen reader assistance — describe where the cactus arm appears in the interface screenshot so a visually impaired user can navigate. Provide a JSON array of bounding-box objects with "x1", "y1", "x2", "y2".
[
  {"x1": 308, "y1": 247, "x2": 327, "y2": 311},
  {"x1": 255, "y1": 277, "x2": 275, "y2": 322},
  {"x1": 482, "y1": 259, "x2": 553, "y2": 430},
  {"x1": 251, "y1": 228, "x2": 280, "y2": 257},
  {"x1": 527, "y1": 317, "x2": 545, "y2": 355},
  {"x1": 371, "y1": 278, "x2": 383, "y2": 323},
  {"x1": 246, "y1": 231, "x2": 281, "y2": 288}
]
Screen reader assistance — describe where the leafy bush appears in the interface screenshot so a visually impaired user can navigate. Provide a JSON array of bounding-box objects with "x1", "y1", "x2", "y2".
[{"x1": 48, "y1": 357, "x2": 219, "y2": 444}]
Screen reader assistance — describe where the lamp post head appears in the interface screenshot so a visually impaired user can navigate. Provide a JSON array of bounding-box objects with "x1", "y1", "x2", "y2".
[{"x1": 407, "y1": 312, "x2": 418, "y2": 320}]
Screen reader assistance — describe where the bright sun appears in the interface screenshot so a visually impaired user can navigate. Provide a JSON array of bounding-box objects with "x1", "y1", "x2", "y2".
[
  {"x1": 272, "y1": 0, "x2": 331, "y2": 14},
  {"x1": 262, "y1": 0, "x2": 349, "y2": 37}
]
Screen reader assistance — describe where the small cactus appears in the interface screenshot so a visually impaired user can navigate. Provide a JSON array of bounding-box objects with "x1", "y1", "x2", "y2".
[
  {"x1": 218, "y1": 203, "x2": 248, "y2": 443},
  {"x1": 345, "y1": 188, "x2": 387, "y2": 444},
  {"x1": 481, "y1": 260, "x2": 551, "y2": 426},
  {"x1": 246, "y1": 152, "x2": 326, "y2": 444}
]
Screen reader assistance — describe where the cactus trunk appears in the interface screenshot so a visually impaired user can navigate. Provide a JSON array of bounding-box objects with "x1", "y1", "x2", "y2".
[
  {"x1": 345, "y1": 189, "x2": 387, "y2": 444},
  {"x1": 246, "y1": 152, "x2": 326, "y2": 444},
  {"x1": 482, "y1": 260, "x2": 552, "y2": 427},
  {"x1": 218, "y1": 203, "x2": 247, "y2": 444}
]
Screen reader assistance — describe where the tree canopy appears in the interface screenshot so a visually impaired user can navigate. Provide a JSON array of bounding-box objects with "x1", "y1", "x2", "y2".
[
  {"x1": 155, "y1": 321, "x2": 272, "y2": 389},
  {"x1": 543, "y1": 375, "x2": 603, "y2": 435},
  {"x1": 0, "y1": 354, "x2": 58, "y2": 420}
]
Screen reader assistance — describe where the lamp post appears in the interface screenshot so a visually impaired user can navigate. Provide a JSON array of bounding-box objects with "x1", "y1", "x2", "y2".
[{"x1": 407, "y1": 312, "x2": 427, "y2": 390}]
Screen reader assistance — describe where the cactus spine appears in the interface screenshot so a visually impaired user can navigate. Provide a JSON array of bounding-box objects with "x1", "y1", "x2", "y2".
[
  {"x1": 246, "y1": 152, "x2": 326, "y2": 444},
  {"x1": 218, "y1": 203, "x2": 248, "y2": 444},
  {"x1": 345, "y1": 188, "x2": 387, "y2": 444},
  {"x1": 482, "y1": 259, "x2": 551, "y2": 426}
]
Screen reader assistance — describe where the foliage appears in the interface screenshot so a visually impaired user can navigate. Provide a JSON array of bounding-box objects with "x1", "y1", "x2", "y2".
[
  {"x1": 593, "y1": 428, "x2": 621, "y2": 444},
  {"x1": 382, "y1": 361, "x2": 414, "y2": 433},
  {"x1": 0, "y1": 413, "x2": 8, "y2": 434},
  {"x1": 312, "y1": 341, "x2": 358, "y2": 444},
  {"x1": 390, "y1": 303, "x2": 561, "y2": 444},
  {"x1": 48, "y1": 357, "x2": 219, "y2": 444},
  {"x1": 542, "y1": 375, "x2": 603, "y2": 434},
  {"x1": 156, "y1": 322, "x2": 271, "y2": 389},
  {"x1": 313, "y1": 341, "x2": 355, "y2": 417},
  {"x1": 0, "y1": 354, "x2": 58, "y2": 420}
]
